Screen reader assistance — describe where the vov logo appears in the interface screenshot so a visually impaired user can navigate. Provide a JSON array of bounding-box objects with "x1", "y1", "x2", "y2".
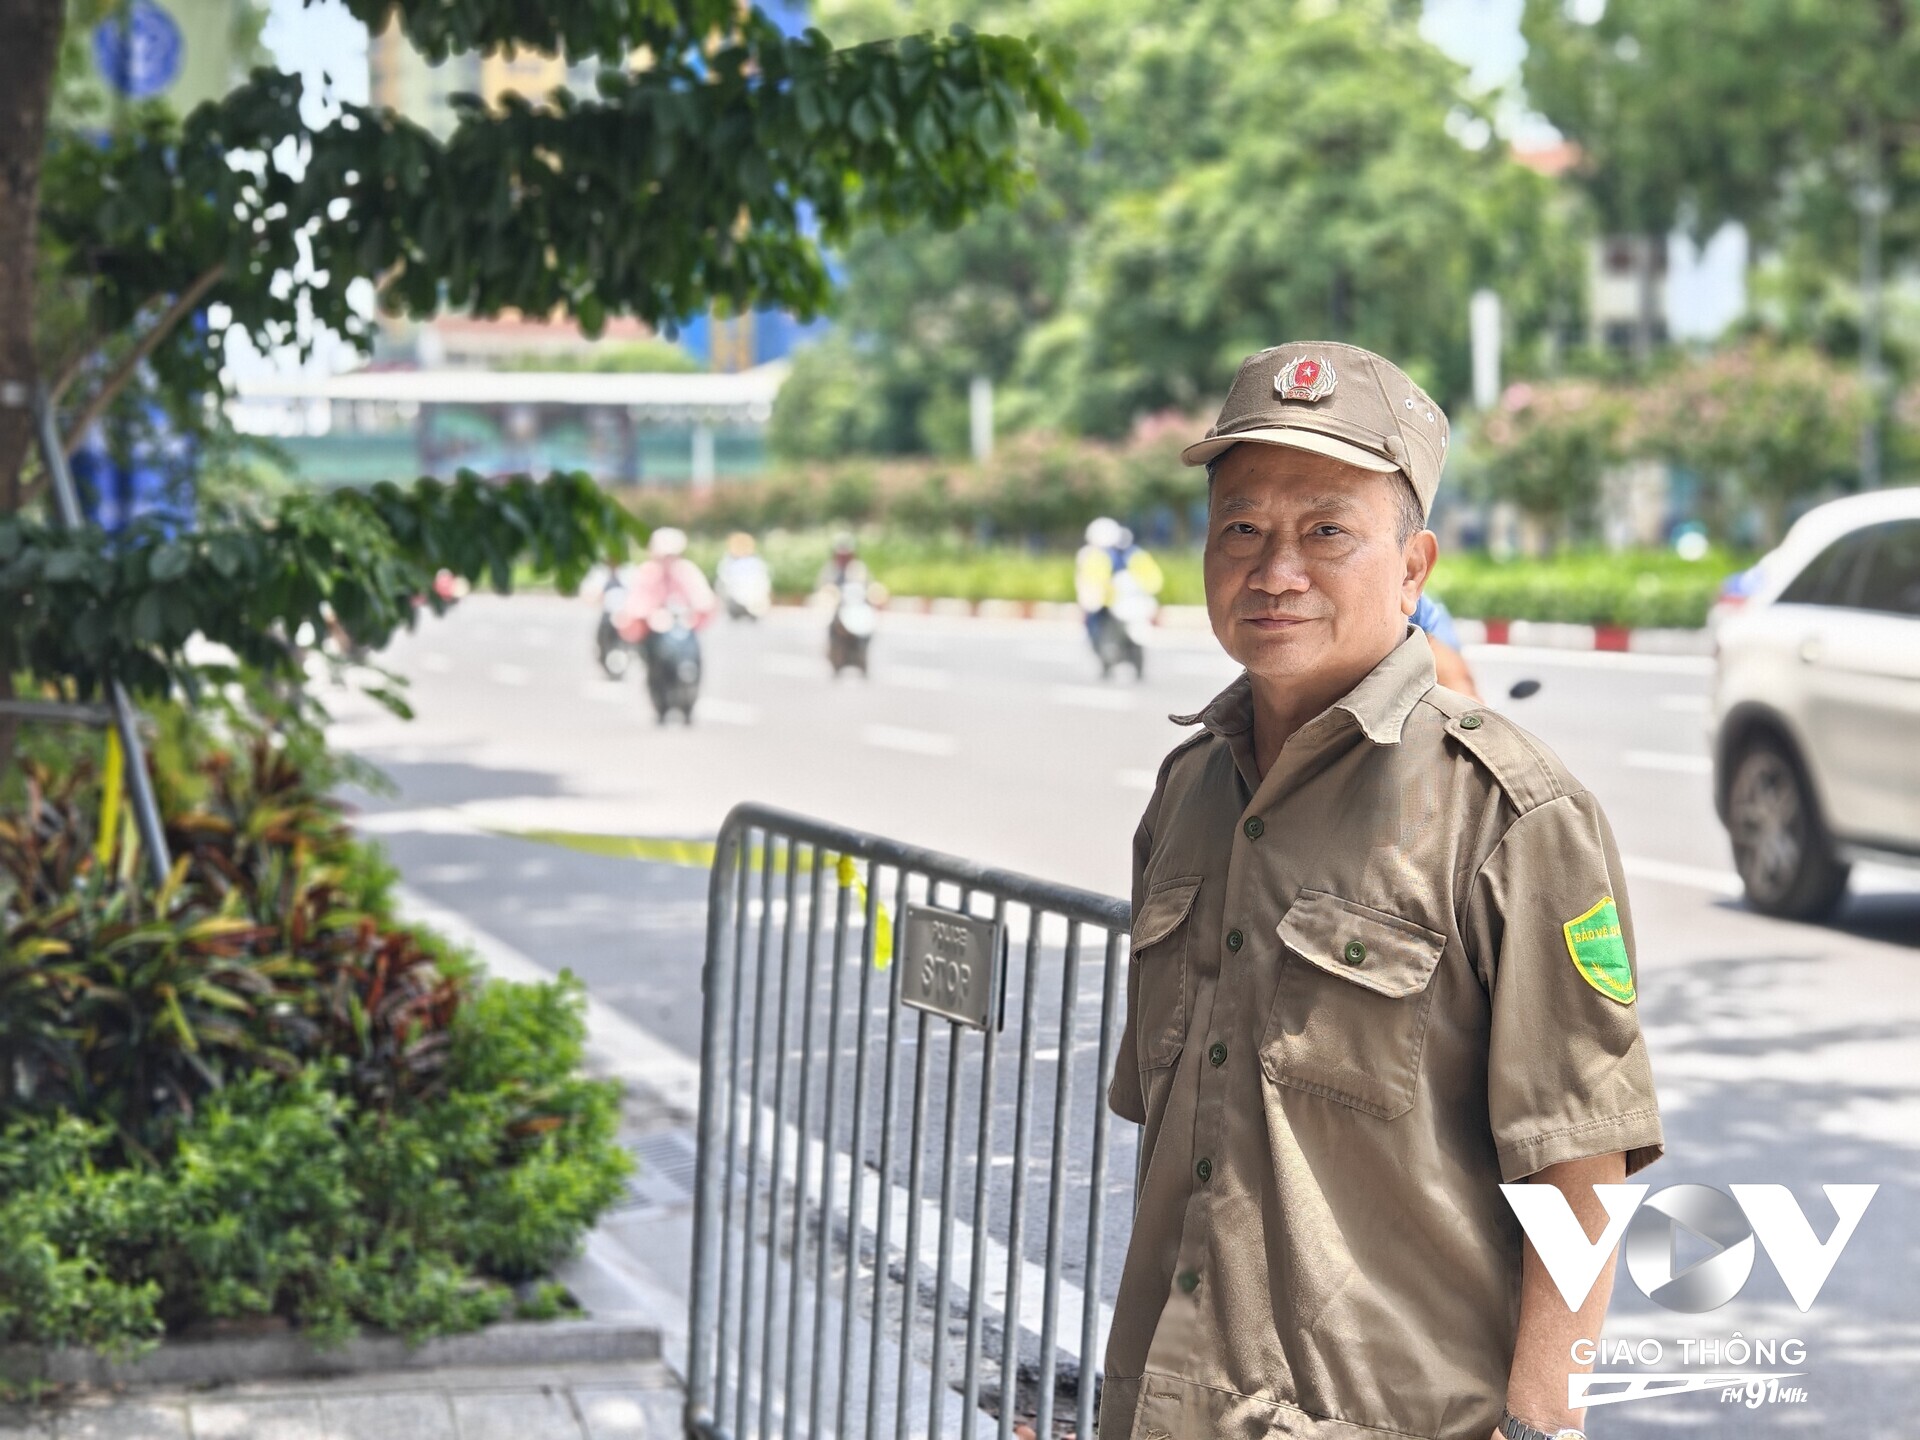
[{"x1": 1499, "y1": 1183, "x2": 1877, "y2": 1312}]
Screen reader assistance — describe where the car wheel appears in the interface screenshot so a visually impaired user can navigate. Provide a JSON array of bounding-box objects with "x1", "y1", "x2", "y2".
[{"x1": 1726, "y1": 738, "x2": 1850, "y2": 920}]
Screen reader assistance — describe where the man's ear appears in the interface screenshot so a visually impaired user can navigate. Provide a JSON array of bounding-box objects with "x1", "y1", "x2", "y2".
[{"x1": 1402, "y1": 531, "x2": 1438, "y2": 612}]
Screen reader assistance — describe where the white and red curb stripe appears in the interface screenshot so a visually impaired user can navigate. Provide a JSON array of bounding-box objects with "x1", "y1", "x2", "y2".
[{"x1": 876, "y1": 597, "x2": 1713, "y2": 655}]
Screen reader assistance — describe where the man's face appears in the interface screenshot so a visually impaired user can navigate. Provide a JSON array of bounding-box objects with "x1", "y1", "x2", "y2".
[{"x1": 1203, "y1": 444, "x2": 1432, "y2": 687}]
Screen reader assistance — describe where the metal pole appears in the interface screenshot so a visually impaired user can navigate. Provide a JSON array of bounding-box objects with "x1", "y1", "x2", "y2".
[
  {"x1": 688, "y1": 824, "x2": 746, "y2": 1434},
  {"x1": 32, "y1": 384, "x2": 172, "y2": 887}
]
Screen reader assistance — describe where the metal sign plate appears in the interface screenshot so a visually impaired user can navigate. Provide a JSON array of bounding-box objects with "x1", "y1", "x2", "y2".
[{"x1": 899, "y1": 903, "x2": 1002, "y2": 1031}]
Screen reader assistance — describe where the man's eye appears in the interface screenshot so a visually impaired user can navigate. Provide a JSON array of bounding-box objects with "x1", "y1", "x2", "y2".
[{"x1": 1311, "y1": 524, "x2": 1345, "y2": 538}]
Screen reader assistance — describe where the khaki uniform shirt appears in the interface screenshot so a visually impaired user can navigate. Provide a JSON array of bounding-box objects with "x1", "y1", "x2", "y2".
[{"x1": 1103, "y1": 629, "x2": 1664, "y2": 1440}]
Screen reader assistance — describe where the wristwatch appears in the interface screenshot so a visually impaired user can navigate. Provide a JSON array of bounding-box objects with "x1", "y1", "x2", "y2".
[{"x1": 1499, "y1": 1408, "x2": 1586, "y2": 1440}]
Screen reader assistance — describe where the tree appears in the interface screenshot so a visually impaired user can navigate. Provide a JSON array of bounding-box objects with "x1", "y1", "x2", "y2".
[
  {"x1": 1635, "y1": 341, "x2": 1868, "y2": 544},
  {"x1": 0, "y1": 0, "x2": 1076, "y2": 781},
  {"x1": 1, "y1": 0, "x2": 1078, "y2": 509},
  {"x1": 805, "y1": 0, "x2": 1579, "y2": 447},
  {"x1": 1476, "y1": 377, "x2": 1625, "y2": 548},
  {"x1": 1520, "y1": 0, "x2": 1920, "y2": 450}
]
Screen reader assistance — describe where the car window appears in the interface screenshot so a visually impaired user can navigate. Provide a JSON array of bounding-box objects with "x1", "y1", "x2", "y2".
[
  {"x1": 1852, "y1": 520, "x2": 1920, "y2": 617},
  {"x1": 1776, "y1": 531, "x2": 1871, "y2": 608}
]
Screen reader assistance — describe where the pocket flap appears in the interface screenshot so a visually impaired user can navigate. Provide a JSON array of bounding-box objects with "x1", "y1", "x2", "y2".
[
  {"x1": 1277, "y1": 889, "x2": 1445, "y2": 999},
  {"x1": 1133, "y1": 877, "x2": 1202, "y2": 949}
]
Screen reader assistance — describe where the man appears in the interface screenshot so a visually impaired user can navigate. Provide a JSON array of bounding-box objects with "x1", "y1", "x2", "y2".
[
  {"x1": 1077, "y1": 516, "x2": 1167, "y2": 677},
  {"x1": 816, "y1": 532, "x2": 871, "y2": 593},
  {"x1": 1105, "y1": 342, "x2": 1663, "y2": 1440},
  {"x1": 618, "y1": 526, "x2": 717, "y2": 638}
]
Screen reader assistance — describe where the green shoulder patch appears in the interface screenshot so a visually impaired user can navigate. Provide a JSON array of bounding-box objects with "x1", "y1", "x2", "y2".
[{"x1": 1562, "y1": 896, "x2": 1635, "y2": 1004}]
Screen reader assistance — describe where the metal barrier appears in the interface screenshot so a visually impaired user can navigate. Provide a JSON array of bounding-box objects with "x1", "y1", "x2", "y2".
[{"x1": 687, "y1": 803, "x2": 1134, "y2": 1440}]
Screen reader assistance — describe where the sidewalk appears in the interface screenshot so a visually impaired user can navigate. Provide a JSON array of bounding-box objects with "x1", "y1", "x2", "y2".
[{"x1": 0, "y1": 1361, "x2": 682, "y2": 1439}]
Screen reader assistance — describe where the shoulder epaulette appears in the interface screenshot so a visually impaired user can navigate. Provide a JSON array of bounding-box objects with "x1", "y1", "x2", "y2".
[{"x1": 1420, "y1": 687, "x2": 1570, "y2": 814}]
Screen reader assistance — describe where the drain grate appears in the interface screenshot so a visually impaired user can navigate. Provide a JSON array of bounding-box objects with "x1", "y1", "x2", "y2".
[{"x1": 615, "y1": 1128, "x2": 701, "y2": 1215}]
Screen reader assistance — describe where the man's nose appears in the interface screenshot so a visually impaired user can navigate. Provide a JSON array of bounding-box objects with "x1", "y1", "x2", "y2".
[{"x1": 1248, "y1": 540, "x2": 1311, "y2": 595}]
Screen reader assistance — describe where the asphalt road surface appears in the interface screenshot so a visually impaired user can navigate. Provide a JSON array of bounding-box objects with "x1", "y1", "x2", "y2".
[{"x1": 331, "y1": 593, "x2": 1919, "y2": 1437}]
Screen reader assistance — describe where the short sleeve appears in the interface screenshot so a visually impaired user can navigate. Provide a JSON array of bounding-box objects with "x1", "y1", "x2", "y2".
[{"x1": 1466, "y1": 789, "x2": 1665, "y2": 1183}]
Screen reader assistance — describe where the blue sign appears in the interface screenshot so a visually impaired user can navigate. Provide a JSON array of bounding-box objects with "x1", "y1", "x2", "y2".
[{"x1": 94, "y1": 0, "x2": 184, "y2": 100}]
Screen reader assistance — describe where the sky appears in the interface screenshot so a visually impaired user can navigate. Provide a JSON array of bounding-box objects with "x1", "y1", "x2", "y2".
[{"x1": 263, "y1": 0, "x2": 1538, "y2": 120}]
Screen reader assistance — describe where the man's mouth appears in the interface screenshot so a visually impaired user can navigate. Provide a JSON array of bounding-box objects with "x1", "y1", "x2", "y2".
[{"x1": 1241, "y1": 614, "x2": 1316, "y2": 630}]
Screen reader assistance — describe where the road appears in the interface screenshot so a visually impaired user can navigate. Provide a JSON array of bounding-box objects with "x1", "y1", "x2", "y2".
[{"x1": 331, "y1": 593, "x2": 1919, "y2": 1437}]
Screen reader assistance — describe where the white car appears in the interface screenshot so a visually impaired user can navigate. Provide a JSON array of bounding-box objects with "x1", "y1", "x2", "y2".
[{"x1": 1710, "y1": 487, "x2": 1920, "y2": 918}]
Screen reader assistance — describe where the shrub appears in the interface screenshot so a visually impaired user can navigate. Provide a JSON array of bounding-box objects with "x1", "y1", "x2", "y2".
[{"x1": 0, "y1": 718, "x2": 630, "y2": 1357}]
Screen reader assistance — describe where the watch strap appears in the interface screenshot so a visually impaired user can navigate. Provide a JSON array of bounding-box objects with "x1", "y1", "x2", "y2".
[{"x1": 1499, "y1": 1408, "x2": 1585, "y2": 1440}]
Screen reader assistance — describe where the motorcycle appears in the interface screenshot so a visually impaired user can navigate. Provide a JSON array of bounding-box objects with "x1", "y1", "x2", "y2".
[
  {"x1": 641, "y1": 603, "x2": 703, "y2": 723},
  {"x1": 828, "y1": 578, "x2": 878, "y2": 677},
  {"x1": 595, "y1": 579, "x2": 636, "y2": 680},
  {"x1": 1090, "y1": 576, "x2": 1156, "y2": 680}
]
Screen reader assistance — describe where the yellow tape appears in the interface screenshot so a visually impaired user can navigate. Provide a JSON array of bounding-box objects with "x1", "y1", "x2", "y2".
[{"x1": 95, "y1": 728, "x2": 124, "y2": 868}]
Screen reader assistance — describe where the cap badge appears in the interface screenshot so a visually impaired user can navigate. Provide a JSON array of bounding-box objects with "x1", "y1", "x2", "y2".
[{"x1": 1275, "y1": 355, "x2": 1337, "y2": 403}]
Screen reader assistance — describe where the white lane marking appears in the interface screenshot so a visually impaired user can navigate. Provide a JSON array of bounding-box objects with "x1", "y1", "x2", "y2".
[
  {"x1": 1465, "y1": 644, "x2": 1712, "y2": 676},
  {"x1": 1659, "y1": 693, "x2": 1711, "y2": 715},
  {"x1": 882, "y1": 664, "x2": 954, "y2": 692},
  {"x1": 1117, "y1": 768, "x2": 1159, "y2": 792},
  {"x1": 862, "y1": 724, "x2": 956, "y2": 757},
  {"x1": 1622, "y1": 855, "x2": 1743, "y2": 897},
  {"x1": 489, "y1": 662, "x2": 532, "y2": 687},
  {"x1": 762, "y1": 652, "x2": 823, "y2": 678},
  {"x1": 697, "y1": 698, "x2": 759, "y2": 726},
  {"x1": 1624, "y1": 750, "x2": 1713, "y2": 775},
  {"x1": 418, "y1": 862, "x2": 485, "y2": 884},
  {"x1": 420, "y1": 651, "x2": 452, "y2": 674},
  {"x1": 1051, "y1": 684, "x2": 1136, "y2": 712}
]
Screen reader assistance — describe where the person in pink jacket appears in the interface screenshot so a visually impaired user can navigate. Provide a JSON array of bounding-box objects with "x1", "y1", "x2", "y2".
[{"x1": 617, "y1": 527, "x2": 717, "y2": 640}]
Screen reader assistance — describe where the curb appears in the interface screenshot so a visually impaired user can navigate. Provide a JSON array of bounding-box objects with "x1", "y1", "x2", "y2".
[{"x1": 0, "y1": 1319, "x2": 659, "y2": 1391}]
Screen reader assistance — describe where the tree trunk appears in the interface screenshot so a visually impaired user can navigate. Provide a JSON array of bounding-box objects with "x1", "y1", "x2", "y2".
[
  {"x1": 0, "y1": 0, "x2": 65, "y2": 784},
  {"x1": 0, "y1": 0, "x2": 63, "y2": 511}
]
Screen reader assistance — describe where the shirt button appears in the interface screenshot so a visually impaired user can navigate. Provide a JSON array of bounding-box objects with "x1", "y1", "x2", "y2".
[
  {"x1": 1177, "y1": 1269, "x2": 1201, "y2": 1294},
  {"x1": 1343, "y1": 939, "x2": 1367, "y2": 965},
  {"x1": 1208, "y1": 1042, "x2": 1228, "y2": 1067},
  {"x1": 1460, "y1": 713, "x2": 1484, "y2": 730},
  {"x1": 1196, "y1": 1157, "x2": 1213, "y2": 1182},
  {"x1": 1243, "y1": 815, "x2": 1265, "y2": 840},
  {"x1": 1226, "y1": 929, "x2": 1244, "y2": 952}
]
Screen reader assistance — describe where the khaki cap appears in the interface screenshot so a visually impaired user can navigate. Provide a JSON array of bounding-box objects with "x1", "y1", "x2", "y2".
[{"x1": 1181, "y1": 341, "x2": 1450, "y2": 517}]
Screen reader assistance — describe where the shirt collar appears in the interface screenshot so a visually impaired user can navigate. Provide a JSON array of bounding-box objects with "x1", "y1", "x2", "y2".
[{"x1": 1170, "y1": 626, "x2": 1436, "y2": 747}]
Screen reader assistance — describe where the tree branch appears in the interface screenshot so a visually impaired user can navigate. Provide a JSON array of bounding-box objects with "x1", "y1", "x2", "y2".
[{"x1": 60, "y1": 263, "x2": 226, "y2": 456}]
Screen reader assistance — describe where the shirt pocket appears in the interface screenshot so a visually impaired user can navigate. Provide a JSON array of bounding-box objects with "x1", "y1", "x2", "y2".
[
  {"x1": 1130, "y1": 876, "x2": 1201, "y2": 1070},
  {"x1": 1260, "y1": 888, "x2": 1447, "y2": 1120}
]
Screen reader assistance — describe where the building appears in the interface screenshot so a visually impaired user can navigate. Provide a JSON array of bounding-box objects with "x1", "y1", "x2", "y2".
[{"x1": 1515, "y1": 141, "x2": 1749, "y2": 357}]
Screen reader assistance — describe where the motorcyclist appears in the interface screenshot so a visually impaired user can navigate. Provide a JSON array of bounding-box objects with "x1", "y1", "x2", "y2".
[
  {"x1": 816, "y1": 532, "x2": 872, "y2": 593},
  {"x1": 1076, "y1": 518, "x2": 1165, "y2": 634},
  {"x1": 715, "y1": 531, "x2": 773, "y2": 619},
  {"x1": 619, "y1": 527, "x2": 717, "y2": 640}
]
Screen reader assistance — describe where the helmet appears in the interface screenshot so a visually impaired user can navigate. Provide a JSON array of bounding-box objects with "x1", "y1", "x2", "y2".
[
  {"x1": 831, "y1": 531, "x2": 856, "y2": 557},
  {"x1": 649, "y1": 527, "x2": 689, "y2": 558},
  {"x1": 1084, "y1": 517, "x2": 1123, "y2": 549},
  {"x1": 1116, "y1": 526, "x2": 1135, "y2": 549}
]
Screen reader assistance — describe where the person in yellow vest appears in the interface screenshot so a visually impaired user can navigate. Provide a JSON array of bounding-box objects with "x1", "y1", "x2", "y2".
[{"x1": 1076, "y1": 517, "x2": 1165, "y2": 678}]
